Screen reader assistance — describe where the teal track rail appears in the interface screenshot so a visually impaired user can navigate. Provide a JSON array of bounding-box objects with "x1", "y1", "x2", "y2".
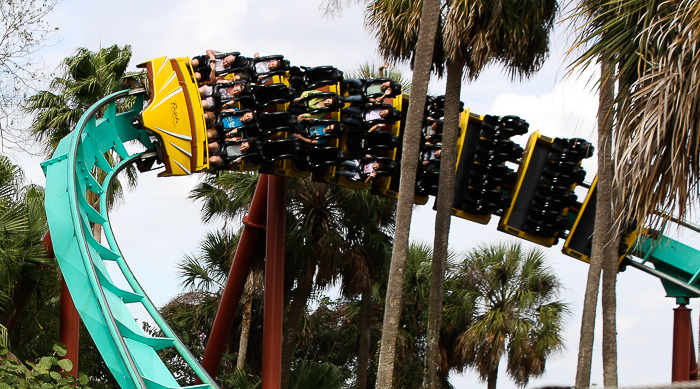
[{"x1": 42, "y1": 90, "x2": 219, "y2": 389}]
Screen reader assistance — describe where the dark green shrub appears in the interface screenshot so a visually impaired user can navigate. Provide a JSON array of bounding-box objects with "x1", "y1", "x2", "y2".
[{"x1": 0, "y1": 343, "x2": 91, "y2": 388}]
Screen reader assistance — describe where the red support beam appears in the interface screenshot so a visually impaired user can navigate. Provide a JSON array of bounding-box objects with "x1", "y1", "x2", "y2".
[
  {"x1": 43, "y1": 231, "x2": 80, "y2": 378},
  {"x1": 671, "y1": 304, "x2": 697, "y2": 382},
  {"x1": 262, "y1": 174, "x2": 286, "y2": 389},
  {"x1": 60, "y1": 278, "x2": 80, "y2": 378},
  {"x1": 200, "y1": 174, "x2": 269, "y2": 378}
]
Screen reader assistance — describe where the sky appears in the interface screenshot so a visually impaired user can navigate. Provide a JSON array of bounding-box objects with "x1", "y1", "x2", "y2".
[{"x1": 7, "y1": 0, "x2": 699, "y2": 388}]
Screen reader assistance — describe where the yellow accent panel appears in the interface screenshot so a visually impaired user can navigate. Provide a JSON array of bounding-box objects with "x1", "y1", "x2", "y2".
[
  {"x1": 562, "y1": 176, "x2": 597, "y2": 262},
  {"x1": 497, "y1": 131, "x2": 558, "y2": 247},
  {"x1": 562, "y1": 176, "x2": 641, "y2": 265},
  {"x1": 367, "y1": 93, "x2": 426, "y2": 205},
  {"x1": 452, "y1": 208, "x2": 491, "y2": 224},
  {"x1": 450, "y1": 110, "x2": 491, "y2": 224},
  {"x1": 139, "y1": 57, "x2": 208, "y2": 176}
]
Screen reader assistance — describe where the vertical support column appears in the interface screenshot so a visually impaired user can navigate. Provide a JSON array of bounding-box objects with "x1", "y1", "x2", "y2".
[
  {"x1": 201, "y1": 174, "x2": 269, "y2": 378},
  {"x1": 60, "y1": 279, "x2": 80, "y2": 378},
  {"x1": 672, "y1": 300, "x2": 694, "y2": 382},
  {"x1": 262, "y1": 174, "x2": 286, "y2": 389},
  {"x1": 45, "y1": 231, "x2": 79, "y2": 378}
]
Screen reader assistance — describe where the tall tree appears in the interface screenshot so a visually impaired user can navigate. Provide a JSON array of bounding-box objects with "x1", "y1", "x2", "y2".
[
  {"x1": 598, "y1": 58, "x2": 618, "y2": 387},
  {"x1": 0, "y1": 0, "x2": 60, "y2": 148},
  {"x1": 342, "y1": 62, "x2": 402, "y2": 389},
  {"x1": 445, "y1": 241, "x2": 568, "y2": 389},
  {"x1": 189, "y1": 171, "x2": 395, "y2": 387},
  {"x1": 574, "y1": 58, "x2": 619, "y2": 387},
  {"x1": 366, "y1": 1, "x2": 558, "y2": 386},
  {"x1": 280, "y1": 179, "x2": 347, "y2": 388},
  {"x1": 26, "y1": 45, "x2": 133, "y2": 154},
  {"x1": 25, "y1": 44, "x2": 137, "y2": 226},
  {"x1": 365, "y1": 0, "x2": 442, "y2": 385},
  {"x1": 337, "y1": 189, "x2": 395, "y2": 389},
  {"x1": 567, "y1": 1, "x2": 652, "y2": 384},
  {"x1": 431, "y1": 2, "x2": 557, "y2": 386}
]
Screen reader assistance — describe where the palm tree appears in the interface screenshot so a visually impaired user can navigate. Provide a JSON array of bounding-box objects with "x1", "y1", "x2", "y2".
[
  {"x1": 289, "y1": 360, "x2": 349, "y2": 389},
  {"x1": 571, "y1": 0, "x2": 700, "y2": 227},
  {"x1": 0, "y1": 155, "x2": 50, "y2": 333},
  {"x1": 445, "y1": 241, "x2": 568, "y2": 389},
  {"x1": 567, "y1": 1, "x2": 656, "y2": 385},
  {"x1": 190, "y1": 172, "x2": 386, "y2": 387},
  {"x1": 25, "y1": 44, "x2": 133, "y2": 154},
  {"x1": 278, "y1": 179, "x2": 349, "y2": 388},
  {"x1": 364, "y1": 0, "x2": 442, "y2": 386},
  {"x1": 189, "y1": 171, "x2": 261, "y2": 226},
  {"x1": 188, "y1": 171, "x2": 264, "y2": 374},
  {"x1": 336, "y1": 189, "x2": 395, "y2": 389},
  {"x1": 366, "y1": 1, "x2": 558, "y2": 386},
  {"x1": 178, "y1": 230, "x2": 243, "y2": 295},
  {"x1": 396, "y1": 242, "x2": 440, "y2": 388},
  {"x1": 25, "y1": 44, "x2": 137, "y2": 242},
  {"x1": 167, "y1": 228, "x2": 261, "y2": 382}
]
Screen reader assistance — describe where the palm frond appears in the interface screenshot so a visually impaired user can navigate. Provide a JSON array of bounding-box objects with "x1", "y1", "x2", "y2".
[{"x1": 445, "y1": 241, "x2": 567, "y2": 384}]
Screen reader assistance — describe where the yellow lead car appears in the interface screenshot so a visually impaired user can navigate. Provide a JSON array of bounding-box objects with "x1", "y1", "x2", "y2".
[{"x1": 137, "y1": 56, "x2": 210, "y2": 176}]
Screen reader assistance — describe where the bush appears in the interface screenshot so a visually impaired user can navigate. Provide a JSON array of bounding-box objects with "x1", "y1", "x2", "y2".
[{"x1": 0, "y1": 343, "x2": 91, "y2": 388}]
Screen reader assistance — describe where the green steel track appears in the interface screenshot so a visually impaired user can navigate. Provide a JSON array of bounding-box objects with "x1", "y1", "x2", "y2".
[{"x1": 42, "y1": 90, "x2": 219, "y2": 389}]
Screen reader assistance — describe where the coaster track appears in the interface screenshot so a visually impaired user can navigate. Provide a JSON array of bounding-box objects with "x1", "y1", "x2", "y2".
[{"x1": 42, "y1": 89, "x2": 218, "y2": 389}]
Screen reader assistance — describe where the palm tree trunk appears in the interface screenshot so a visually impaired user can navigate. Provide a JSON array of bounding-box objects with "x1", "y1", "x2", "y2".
[
  {"x1": 357, "y1": 286, "x2": 373, "y2": 389},
  {"x1": 236, "y1": 297, "x2": 253, "y2": 371},
  {"x1": 575, "y1": 59, "x2": 613, "y2": 388},
  {"x1": 422, "y1": 58, "x2": 462, "y2": 389},
  {"x1": 375, "y1": 0, "x2": 441, "y2": 386},
  {"x1": 598, "y1": 57, "x2": 619, "y2": 387},
  {"x1": 487, "y1": 366, "x2": 498, "y2": 389},
  {"x1": 4, "y1": 278, "x2": 38, "y2": 331},
  {"x1": 280, "y1": 268, "x2": 314, "y2": 389}
]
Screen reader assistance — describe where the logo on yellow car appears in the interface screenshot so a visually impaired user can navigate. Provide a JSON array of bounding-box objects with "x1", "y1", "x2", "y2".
[{"x1": 171, "y1": 102, "x2": 180, "y2": 129}]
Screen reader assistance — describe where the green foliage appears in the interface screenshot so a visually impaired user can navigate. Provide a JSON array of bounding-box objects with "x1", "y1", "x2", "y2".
[
  {"x1": 0, "y1": 156, "x2": 50, "y2": 328},
  {"x1": 289, "y1": 360, "x2": 349, "y2": 389},
  {"x1": 365, "y1": 0, "x2": 557, "y2": 79},
  {"x1": 25, "y1": 44, "x2": 136, "y2": 154},
  {"x1": 189, "y1": 171, "x2": 260, "y2": 224},
  {"x1": 177, "y1": 230, "x2": 241, "y2": 293},
  {"x1": 217, "y1": 368, "x2": 261, "y2": 389},
  {"x1": 0, "y1": 325, "x2": 6, "y2": 350},
  {"x1": 293, "y1": 299, "x2": 361, "y2": 375},
  {"x1": 290, "y1": 243, "x2": 454, "y2": 389},
  {"x1": 443, "y1": 241, "x2": 569, "y2": 387},
  {"x1": 0, "y1": 343, "x2": 91, "y2": 388},
  {"x1": 344, "y1": 61, "x2": 411, "y2": 94},
  {"x1": 144, "y1": 291, "x2": 261, "y2": 385}
]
